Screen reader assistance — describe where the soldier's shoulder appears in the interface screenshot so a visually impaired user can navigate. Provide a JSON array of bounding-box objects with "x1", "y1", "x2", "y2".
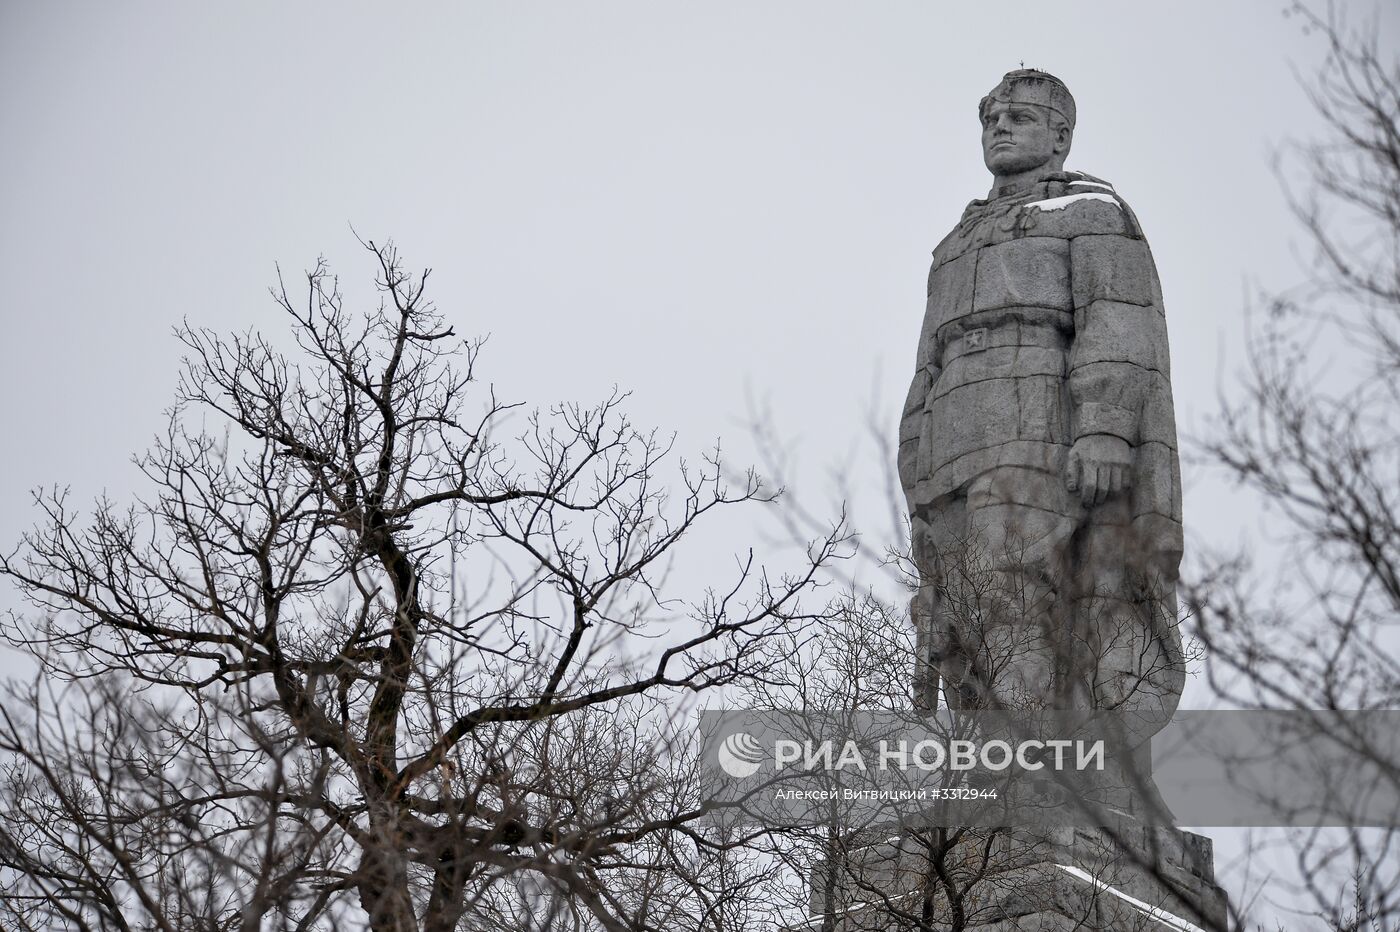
[{"x1": 1018, "y1": 173, "x2": 1144, "y2": 239}]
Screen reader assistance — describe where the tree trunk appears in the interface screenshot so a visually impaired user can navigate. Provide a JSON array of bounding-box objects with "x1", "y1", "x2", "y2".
[{"x1": 358, "y1": 843, "x2": 419, "y2": 932}]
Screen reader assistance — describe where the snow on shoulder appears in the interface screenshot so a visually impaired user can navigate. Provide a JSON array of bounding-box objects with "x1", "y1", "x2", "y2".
[{"x1": 1025, "y1": 191, "x2": 1121, "y2": 212}]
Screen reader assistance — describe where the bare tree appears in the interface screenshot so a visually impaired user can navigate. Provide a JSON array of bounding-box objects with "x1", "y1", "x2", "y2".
[
  {"x1": 0, "y1": 238, "x2": 844, "y2": 931},
  {"x1": 1186, "y1": 3, "x2": 1400, "y2": 929}
]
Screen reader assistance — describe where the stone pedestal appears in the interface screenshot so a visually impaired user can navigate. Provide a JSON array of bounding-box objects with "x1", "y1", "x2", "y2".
[{"x1": 791, "y1": 813, "x2": 1227, "y2": 932}]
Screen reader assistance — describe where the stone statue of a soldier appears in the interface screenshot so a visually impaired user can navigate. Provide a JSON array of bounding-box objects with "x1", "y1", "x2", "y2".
[
  {"x1": 798, "y1": 72, "x2": 1230, "y2": 932},
  {"x1": 899, "y1": 70, "x2": 1185, "y2": 720}
]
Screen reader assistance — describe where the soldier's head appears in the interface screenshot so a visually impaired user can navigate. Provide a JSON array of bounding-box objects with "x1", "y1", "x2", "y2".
[{"x1": 979, "y1": 70, "x2": 1075, "y2": 179}]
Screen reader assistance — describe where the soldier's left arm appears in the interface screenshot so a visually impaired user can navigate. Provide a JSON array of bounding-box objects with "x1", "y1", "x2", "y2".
[{"x1": 1066, "y1": 208, "x2": 1170, "y2": 506}]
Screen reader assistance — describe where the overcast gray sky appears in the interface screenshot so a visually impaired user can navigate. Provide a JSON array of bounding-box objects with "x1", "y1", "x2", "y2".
[
  {"x1": 2, "y1": 1, "x2": 1395, "y2": 924},
  {"x1": 2, "y1": 2, "x2": 1378, "y2": 527},
  {"x1": 2, "y1": 0, "x2": 1382, "y2": 657}
]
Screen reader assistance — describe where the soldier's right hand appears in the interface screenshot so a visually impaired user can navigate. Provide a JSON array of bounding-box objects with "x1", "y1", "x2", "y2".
[{"x1": 1066, "y1": 434, "x2": 1133, "y2": 506}]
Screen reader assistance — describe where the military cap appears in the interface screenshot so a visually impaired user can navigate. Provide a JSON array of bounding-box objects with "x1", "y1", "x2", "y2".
[{"x1": 979, "y1": 69, "x2": 1077, "y2": 130}]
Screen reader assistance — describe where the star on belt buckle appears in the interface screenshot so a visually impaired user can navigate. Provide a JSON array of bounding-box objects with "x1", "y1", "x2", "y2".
[{"x1": 963, "y1": 327, "x2": 988, "y2": 353}]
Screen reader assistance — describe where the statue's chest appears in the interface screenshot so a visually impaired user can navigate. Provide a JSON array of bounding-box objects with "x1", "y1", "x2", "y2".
[
  {"x1": 930, "y1": 201, "x2": 1029, "y2": 269},
  {"x1": 926, "y1": 208, "x2": 1074, "y2": 339}
]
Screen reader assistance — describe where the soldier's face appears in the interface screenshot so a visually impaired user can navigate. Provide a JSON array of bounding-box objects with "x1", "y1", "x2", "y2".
[{"x1": 980, "y1": 100, "x2": 1065, "y2": 175}]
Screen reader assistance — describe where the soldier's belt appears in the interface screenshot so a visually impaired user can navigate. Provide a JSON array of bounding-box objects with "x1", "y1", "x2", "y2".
[{"x1": 940, "y1": 321, "x2": 1068, "y2": 366}]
